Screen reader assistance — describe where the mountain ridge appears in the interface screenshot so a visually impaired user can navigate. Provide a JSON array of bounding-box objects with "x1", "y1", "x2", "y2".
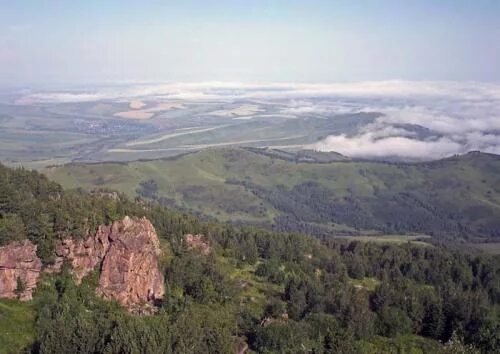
[{"x1": 43, "y1": 147, "x2": 500, "y2": 241}]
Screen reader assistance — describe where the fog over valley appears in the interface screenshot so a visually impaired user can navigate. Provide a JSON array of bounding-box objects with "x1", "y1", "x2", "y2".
[{"x1": 1, "y1": 81, "x2": 498, "y2": 165}]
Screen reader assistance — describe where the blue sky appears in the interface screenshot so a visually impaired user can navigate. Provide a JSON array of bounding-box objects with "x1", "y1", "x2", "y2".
[{"x1": 1, "y1": 0, "x2": 499, "y2": 85}]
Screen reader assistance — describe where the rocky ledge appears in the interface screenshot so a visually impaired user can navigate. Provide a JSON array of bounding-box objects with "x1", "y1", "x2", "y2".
[
  {"x1": 0, "y1": 240, "x2": 42, "y2": 300},
  {"x1": 0, "y1": 216, "x2": 164, "y2": 313}
]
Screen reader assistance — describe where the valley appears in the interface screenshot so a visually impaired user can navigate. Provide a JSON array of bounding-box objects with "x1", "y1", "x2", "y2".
[{"x1": 0, "y1": 93, "x2": 380, "y2": 167}]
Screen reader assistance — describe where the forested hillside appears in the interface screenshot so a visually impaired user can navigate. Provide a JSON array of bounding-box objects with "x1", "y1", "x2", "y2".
[
  {"x1": 45, "y1": 148, "x2": 500, "y2": 240},
  {"x1": 1, "y1": 162, "x2": 499, "y2": 353}
]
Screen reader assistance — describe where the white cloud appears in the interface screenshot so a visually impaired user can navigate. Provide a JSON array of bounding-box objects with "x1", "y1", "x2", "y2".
[
  {"x1": 17, "y1": 80, "x2": 500, "y2": 104},
  {"x1": 313, "y1": 133, "x2": 464, "y2": 159},
  {"x1": 359, "y1": 124, "x2": 417, "y2": 139},
  {"x1": 313, "y1": 128, "x2": 500, "y2": 160},
  {"x1": 280, "y1": 100, "x2": 359, "y2": 116},
  {"x1": 370, "y1": 105, "x2": 500, "y2": 135},
  {"x1": 14, "y1": 81, "x2": 500, "y2": 160}
]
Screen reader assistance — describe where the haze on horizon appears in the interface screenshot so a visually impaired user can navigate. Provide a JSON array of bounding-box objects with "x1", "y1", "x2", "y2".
[
  {"x1": 1, "y1": 0, "x2": 500, "y2": 86},
  {"x1": 1, "y1": 1, "x2": 500, "y2": 162}
]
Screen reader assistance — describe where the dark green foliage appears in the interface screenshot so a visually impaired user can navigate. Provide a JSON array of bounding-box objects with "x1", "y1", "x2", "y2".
[
  {"x1": 104, "y1": 315, "x2": 172, "y2": 354},
  {"x1": 0, "y1": 213, "x2": 26, "y2": 245},
  {"x1": 166, "y1": 252, "x2": 236, "y2": 303},
  {"x1": 376, "y1": 306, "x2": 413, "y2": 337},
  {"x1": 254, "y1": 321, "x2": 316, "y2": 353},
  {"x1": 255, "y1": 260, "x2": 285, "y2": 284},
  {"x1": 0, "y1": 162, "x2": 499, "y2": 353},
  {"x1": 171, "y1": 305, "x2": 234, "y2": 353},
  {"x1": 136, "y1": 179, "x2": 159, "y2": 200},
  {"x1": 14, "y1": 277, "x2": 26, "y2": 299}
]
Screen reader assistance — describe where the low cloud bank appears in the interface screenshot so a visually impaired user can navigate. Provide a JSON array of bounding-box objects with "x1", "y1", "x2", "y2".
[
  {"x1": 313, "y1": 133, "x2": 491, "y2": 160},
  {"x1": 319, "y1": 134, "x2": 460, "y2": 159},
  {"x1": 15, "y1": 81, "x2": 500, "y2": 160},
  {"x1": 310, "y1": 98, "x2": 500, "y2": 160},
  {"x1": 16, "y1": 81, "x2": 500, "y2": 103}
]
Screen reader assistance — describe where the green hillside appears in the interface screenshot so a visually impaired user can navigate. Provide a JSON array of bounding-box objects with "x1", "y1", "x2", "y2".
[
  {"x1": 44, "y1": 148, "x2": 500, "y2": 240},
  {"x1": 2, "y1": 162, "x2": 500, "y2": 353}
]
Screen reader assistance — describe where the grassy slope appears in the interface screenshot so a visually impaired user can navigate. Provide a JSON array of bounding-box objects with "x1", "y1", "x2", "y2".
[
  {"x1": 44, "y1": 148, "x2": 500, "y2": 238},
  {"x1": 0, "y1": 300, "x2": 35, "y2": 354}
]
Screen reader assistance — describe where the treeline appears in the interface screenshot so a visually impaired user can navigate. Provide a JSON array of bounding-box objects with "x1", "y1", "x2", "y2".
[
  {"x1": 0, "y1": 164, "x2": 204, "y2": 263},
  {"x1": 31, "y1": 223, "x2": 500, "y2": 353},
  {"x1": 244, "y1": 147, "x2": 349, "y2": 164},
  {"x1": 1, "y1": 163, "x2": 499, "y2": 353}
]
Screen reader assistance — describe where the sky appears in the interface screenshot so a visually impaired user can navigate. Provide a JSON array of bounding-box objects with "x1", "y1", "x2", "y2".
[{"x1": 1, "y1": 0, "x2": 500, "y2": 86}]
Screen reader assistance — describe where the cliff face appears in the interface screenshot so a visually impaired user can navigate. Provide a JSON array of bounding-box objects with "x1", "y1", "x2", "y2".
[
  {"x1": 96, "y1": 216, "x2": 164, "y2": 312},
  {"x1": 48, "y1": 224, "x2": 111, "y2": 283},
  {"x1": 0, "y1": 240, "x2": 42, "y2": 300},
  {"x1": 0, "y1": 216, "x2": 164, "y2": 312}
]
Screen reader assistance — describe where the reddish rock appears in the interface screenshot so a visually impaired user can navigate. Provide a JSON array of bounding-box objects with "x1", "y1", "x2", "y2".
[
  {"x1": 185, "y1": 234, "x2": 211, "y2": 255},
  {"x1": 48, "y1": 224, "x2": 111, "y2": 283},
  {"x1": 50, "y1": 216, "x2": 164, "y2": 311},
  {"x1": 0, "y1": 240, "x2": 42, "y2": 300},
  {"x1": 0, "y1": 216, "x2": 164, "y2": 312},
  {"x1": 96, "y1": 216, "x2": 164, "y2": 312}
]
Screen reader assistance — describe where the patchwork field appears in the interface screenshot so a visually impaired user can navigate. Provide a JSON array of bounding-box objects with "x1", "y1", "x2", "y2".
[{"x1": 0, "y1": 94, "x2": 379, "y2": 166}]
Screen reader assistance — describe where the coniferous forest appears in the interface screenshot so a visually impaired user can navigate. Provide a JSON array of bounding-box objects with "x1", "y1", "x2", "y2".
[{"x1": 0, "y1": 162, "x2": 499, "y2": 353}]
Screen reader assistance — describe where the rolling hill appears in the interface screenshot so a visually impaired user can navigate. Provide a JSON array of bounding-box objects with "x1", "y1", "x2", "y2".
[
  {"x1": 2, "y1": 158, "x2": 500, "y2": 353},
  {"x1": 44, "y1": 148, "x2": 500, "y2": 241}
]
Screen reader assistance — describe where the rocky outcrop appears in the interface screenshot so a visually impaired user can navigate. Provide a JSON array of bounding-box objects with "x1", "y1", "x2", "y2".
[
  {"x1": 48, "y1": 224, "x2": 111, "y2": 283},
  {"x1": 185, "y1": 234, "x2": 211, "y2": 255},
  {"x1": 96, "y1": 216, "x2": 164, "y2": 312},
  {"x1": 0, "y1": 216, "x2": 164, "y2": 312},
  {"x1": 0, "y1": 240, "x2": 42, "y2": 300}
]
